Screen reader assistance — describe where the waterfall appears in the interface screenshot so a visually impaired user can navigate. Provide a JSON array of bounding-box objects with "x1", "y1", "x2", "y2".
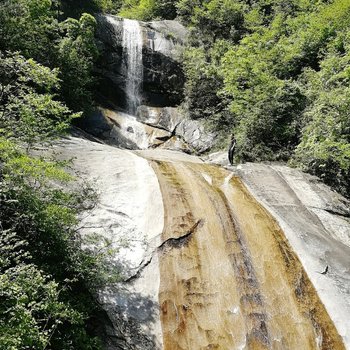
[{"x1": 122, "y1": 19, "x2": 143, "y2": 115}]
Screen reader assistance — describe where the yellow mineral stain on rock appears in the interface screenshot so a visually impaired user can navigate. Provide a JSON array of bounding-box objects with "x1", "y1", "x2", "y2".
[{"x1": 150, "y1": 159, "x2": 344, "y2": 350}]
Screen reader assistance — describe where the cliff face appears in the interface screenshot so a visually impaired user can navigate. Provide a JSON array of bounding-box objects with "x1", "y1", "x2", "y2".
[
  {"x1": 53, "y1": 136, "x2": 350, "y2": 350},
  {"x1": 94, "y1": 15, "x2": 186, "y2": 109},
  {"x1": 83, "y1": 15, "x2": 217, "y2": 154}
]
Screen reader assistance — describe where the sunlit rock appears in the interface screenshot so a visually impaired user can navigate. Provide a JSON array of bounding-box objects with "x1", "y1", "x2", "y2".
[
  {"x1": 236, "y1": 162, "x2": 350, "y2": 347},
  {"x1": 136, "y1": 106, "x2": 183, "y2": 132},
  {"x1": 53, "y1": 136, "x2": 349, "y2": 349},
  {"x1": 51, "y1": 136, "x2": 164, "y2": 349},
  {"x1": 81, "y1": 107, "x2": 171, "y2": 149}
]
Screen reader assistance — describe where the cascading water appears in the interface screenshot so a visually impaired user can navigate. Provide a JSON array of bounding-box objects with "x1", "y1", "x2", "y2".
[{"x1": 122, "y1": 19, "x2": 143, "y2": 115}]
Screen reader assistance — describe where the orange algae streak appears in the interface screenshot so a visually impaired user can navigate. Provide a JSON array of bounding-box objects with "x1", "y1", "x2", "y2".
[{"x1": 151, "y1": 160, "x2": 344, "y2": 350}]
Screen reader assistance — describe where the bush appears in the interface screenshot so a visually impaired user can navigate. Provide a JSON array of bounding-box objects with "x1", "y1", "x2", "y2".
[
  {"x1": 0, "y1": 138, "x2": 104, "y2": 349},
  {"x1": 293, "y1": 50, "x2": 350, "y2": 197},
  {"x1": 119, "y1": 0, "x2": 177, "y2": 20},
  {"x1": 0, "y1": 52, "x2": 78, "y2": 148},
  {"x1": 0, "y1": 53, "x2": 115, "y2": 349}
]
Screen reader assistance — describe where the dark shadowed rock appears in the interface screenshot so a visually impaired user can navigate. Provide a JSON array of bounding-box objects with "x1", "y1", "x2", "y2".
[{"x1": 95, "y1": 15, "x2": 186, "y2": 109}]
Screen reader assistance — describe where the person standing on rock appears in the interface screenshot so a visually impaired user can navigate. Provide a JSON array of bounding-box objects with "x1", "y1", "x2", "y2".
[{"x1": 228, "y1": 136, "x2": 236, "y2": 165}]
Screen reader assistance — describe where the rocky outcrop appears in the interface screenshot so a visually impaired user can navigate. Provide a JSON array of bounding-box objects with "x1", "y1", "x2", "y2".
[
  {"x1": 95, "y1": 15, "x2": 186, "y2": 109},
  {"x1": 90, "y1": 16, "x2": 218, "y2": 155},
  {"x1": 50, "y1": 137, "x2": 350, "y2": 349},
  {"x1": 51, "y1": 137, "x2": 165, "y2": 349},
  {"x1": 236, "y1": 162, "x2": 350, "y2": 347},
  {"x1": 137, "y1": 106, "x2": 217, "y2": 153},
  {"x1": 136, "y1": 106, "x2": 183, "y2": 132},
  {"x1": 81, "y1": 107, "x2": 171, "y2": 149},
  {"x1": 81, "y1": 107, "x2": 217, "y2": 154}
]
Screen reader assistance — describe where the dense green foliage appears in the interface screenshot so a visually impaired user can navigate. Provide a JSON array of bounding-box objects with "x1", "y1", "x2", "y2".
[
  {"x1": 59, "y1": 0, "x2": 122, "y2": 18},
  {"x1": 119, "y1": 0, "x2": 177, "y2": 20},
  {"x1": 0, "y1": 0, "x2": 100, "y2": 113},
  {"x1": 175, "y1": 0, "x2": 350, "y2": 197},
  {"x1": 0, "y1": 1, "x2": 120, "y2": 348},
  {"x1": 0, "y1": 138, "x2": 103, "y2": 349},
  {"x1": 0, "y1": 52, "x2": 77, "y2": 148}
]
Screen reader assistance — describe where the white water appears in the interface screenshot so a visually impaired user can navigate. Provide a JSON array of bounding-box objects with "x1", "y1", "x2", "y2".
[{"x1": 122, "y1": 19, "x2": 143, "y2": 114}]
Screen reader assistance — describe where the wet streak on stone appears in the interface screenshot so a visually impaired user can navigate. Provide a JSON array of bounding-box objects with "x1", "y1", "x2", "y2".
[
  {"x1": 151, "y1": 159, "x2": 345, "y2": 350},
  {"x1": 267, "y1": 210, "x2": 345, "y2": 350},
  {"x1": 152, "y1": 160, "x2": 197, "y2": 241},
  {"x1": 152, "y1": 160, "x2": 245, "y2": 349},
  {"x1": 194, "y1": 162, "x2": 345, "y2": 349},
  {"x1": 204, "y1": 175, "x2": 271, "y2": 349},
  {"x1": 227, "y1": 176, "x2": 345, "y2": 350}
]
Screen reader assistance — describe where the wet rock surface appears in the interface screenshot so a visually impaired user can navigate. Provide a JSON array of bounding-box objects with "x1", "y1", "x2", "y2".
[
  {"x1": 236, "y1": 162, "x2": 350, "y2": 347},
  {"x1": 95, "y1": 15, "x2": 186, "y2": 109},
  {"x1": 81, "y1": 107, "x2": 216, "y2": 154},
  {"x1": 151, "y1": 159, "x2": 346, "y2": 350},
  {"x1": 51, "y1": 136, "x2": 349, "y2": 349}
]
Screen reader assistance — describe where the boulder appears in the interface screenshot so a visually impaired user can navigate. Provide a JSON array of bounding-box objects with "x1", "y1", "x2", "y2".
[
  {"x1": 81, "y1": 107, "x2": 217, "y2": 154},
  {"x1": 136, "y1": 106, "x2": 183, "y2": 132},
  {"x1": 176, "y1": 117, "x2": 217, "y2": 154},
  {"x1": 205, "y1": 151, "x2": 229, "y2": 166},
  {"x1": 136, "y1": 106, "x2": 217, "y2": 154}
]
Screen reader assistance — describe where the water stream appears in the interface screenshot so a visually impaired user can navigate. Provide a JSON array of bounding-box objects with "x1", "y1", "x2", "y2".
[
  {"x1": 122, "y1": 19, "x2": 143, "y2": 114},
  {"x1": 149, "y1": 159, "x2": 345, "y2": 350},
  {"x1": 97, "y1": 16, "x2": 348, "y2": 349}
]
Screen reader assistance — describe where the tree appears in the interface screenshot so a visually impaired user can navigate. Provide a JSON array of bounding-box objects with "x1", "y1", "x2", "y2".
[
  {"x1": 0, "y1": 52, "x2": 78, "y2": 149},
  {"x1": 119, "y1": 0, "x2": 178, "y2": 20},
  {"x1": 0, "y1": 53, "x2": 114, "y2": 349},
  {"x1": 57, "y1": 14, "x2": 99, "y2": 112},
  {"x1": 0, "y1": 137, "x2": 104, "y2": 349},
  {"x1": 0, "y1": 0, "x2": 58, "y2": 65},
  {"x1": 293, "y1": 49, "x2": 350, "y2": 197}
]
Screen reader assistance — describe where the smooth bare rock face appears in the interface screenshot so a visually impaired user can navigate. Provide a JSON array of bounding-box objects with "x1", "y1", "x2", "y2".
[
  {"x1": 236, "y1": 162, "x2": 350, "y2": 347},
  {"x1": 81, "y1": 107, "x2": 171, "y2": 149},
  {"x1": 155, "y1": 136, "x2": 192, "y2": 153},
  {"x1": 145, "y1": 153, "x2": 345, "y2": 349},
  {"x1": 205, "y1": 150, "x2": 231, "y2": 166},
  {"x1": 51, "y1": 136, "x2": 164, "y2": 349},
  {"x1": 136, "y1": 106, "x2": 183, "y2": 132},
  {"x1": 176, "y1": 117, "x2": 217, "y2": 154},
  {"x1": 82, "y1": 107, "x2": 216, "y2": 154},
  {"x1": 51, "y1": 137, "x2": 348, "y2": 349},
  {"x1": 95, "y1": 15, "x2": 186, "y2": 109},
  {"x1": 145, "y1": 20, "x2": 188, "y2": 49}
]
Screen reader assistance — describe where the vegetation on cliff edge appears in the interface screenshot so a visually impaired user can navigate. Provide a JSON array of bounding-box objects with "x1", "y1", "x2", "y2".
[
  {"x1": 119, "y1": 0, "x2": 350, "y2": 198},
  {"x1": 0, "y1": 1, "x2": 118, "y2": 348}
]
